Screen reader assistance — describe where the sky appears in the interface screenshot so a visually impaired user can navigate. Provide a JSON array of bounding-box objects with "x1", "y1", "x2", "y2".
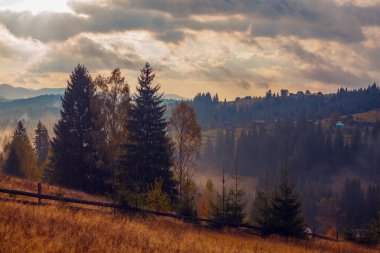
[{"x1": 0, "y1": 0, "x2": 380, "y2": 99}]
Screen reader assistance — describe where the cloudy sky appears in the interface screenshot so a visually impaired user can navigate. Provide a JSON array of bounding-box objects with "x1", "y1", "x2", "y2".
[{"x1": 0, "y1": 0, "x2": 380, "y2": 99}]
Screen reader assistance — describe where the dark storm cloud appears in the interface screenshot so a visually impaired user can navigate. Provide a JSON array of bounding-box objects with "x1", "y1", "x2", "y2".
[
  {"x1": 0, "y1": 37, "x2": 36, "y2": 60},
  {"x1": 118, "y1": 0, "x2": 316, "y2": 19},
  {"x1": 304, "y1": 66, "x2": 373, "y2": 87},
  {"x1": 0, "y1": 3, "x2": 249, "y2": 43},
  {"x1": 344, "y1": 4, "x2": 380, "y2": 27},
  {"x1": 154, "y1": 30, "x2": 186, "y2": 44},
  {"x1": 119, "y1": 0, "x2": 379, "y2": 42},
  {"x1": 280, "y1": 39, "x2": 375, "y2": 87},
  {"x1": 193, "y1": 64, "x2": 270, "y2": 89},
  {"x1": 122, "y1": 0, "x2": 380, "y2": 26},
  {"x1": 250, "y1": 15, "x2": 364, "y2": 43},
  {"x1": 0, "y1": 0, "x2": 379, "y2": 43},
  {"x1": 30, "y1": 36, "x2": 142, "y2": 73},
  {"x1": 0, "y1": 10, "x2": 86, "y2": 41},
  {"x1": 281, "y1": 40, "x2": 327, "y2": 66},
  {"x1": 239, "y1": 79, "x2": 251, "y2": 90}
]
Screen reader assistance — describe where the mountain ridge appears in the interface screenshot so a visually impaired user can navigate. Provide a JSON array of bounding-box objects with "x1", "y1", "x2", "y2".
[
  {"x1": 0, "y1": 84, "x2": 65, "y2": 100},
  {"x1": 0, "y1": 84, "x2": 187, "y2": 101}
]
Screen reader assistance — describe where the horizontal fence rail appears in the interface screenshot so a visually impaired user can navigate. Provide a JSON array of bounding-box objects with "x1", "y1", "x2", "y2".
[{"x1": 0, "y1": 185, "x2": 339, "y2": 241}]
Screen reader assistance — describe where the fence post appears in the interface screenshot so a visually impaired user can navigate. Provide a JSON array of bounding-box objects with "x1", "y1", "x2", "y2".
[
  {"x1": 368, "y1": 224, "x2": 371, "y2": 245},
  {"x1": 336, "y1": 230, "x2": 339, "y2": 241},
  {"x1": 312, "y1": 228, "x2": 315, "y2": 239},
  {"x1": 37, "y1": 183, "x2": 42, "y2": 205}
]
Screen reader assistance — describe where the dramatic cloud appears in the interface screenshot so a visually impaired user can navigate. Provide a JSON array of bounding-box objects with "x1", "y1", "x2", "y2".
[
  {"x1": 2, "y1": 0, "x2": 379, "y2": 44},
  {"x1": 0, "y1": 0, "x2": 380, "y2": 98},
  {"x1": 118, "y1": 0, "x2": 380, "y2": 42},
  {"x1": 304, "y1": 66, "x2": 373, "y2": 87},
  {"x1": 0, "y1": 4, "x2": 249, "y2": 43},
  {"x1": 30, "y1": 35, "x2": 143, "y2": 73}
]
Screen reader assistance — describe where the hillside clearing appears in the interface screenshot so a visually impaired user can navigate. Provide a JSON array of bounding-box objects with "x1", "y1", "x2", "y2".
[
  {"x1": 0, "y1": 200, "x2": 378, "y2": 252},
  {"x1": 352, "y1": 109, "x2": 380, "y2": 122}
]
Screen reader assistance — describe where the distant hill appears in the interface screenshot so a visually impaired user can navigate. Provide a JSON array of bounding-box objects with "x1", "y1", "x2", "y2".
[
  {"x1": 0, "y1": 96, "x2": 8, "y2": 103},
  {"x1": 164, "y1": 94, "x2": 187, "y2": 100},
  {"x1": 0, "y1": 92, "x2": 180, "y2": 137},
  {"x1": 0, "y1": 84, "x2": 65, "y2": 100},
  {"x1": 0, "y1": 84, "x2": 187, "y2": 101},
  {"x1": 351, "y1": 109, "x2": 380, "y2": 122},
  {"x1": 0, "y1": 94, "x2": 61, "y2": 118},
  {"x1": 0, "y1": 95, "x2": 62, "y2": 150},
  {"x1": 191, "y1": 84, "x2": 380, "y2": 128}
]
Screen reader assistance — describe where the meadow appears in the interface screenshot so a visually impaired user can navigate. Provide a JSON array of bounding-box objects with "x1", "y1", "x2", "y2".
[
  {"x1": 352, "y1": 109, "x2": 380, "y2": 122},
  {"x1": 0, "y1": 175, "x2": 379, "y2": 253}
]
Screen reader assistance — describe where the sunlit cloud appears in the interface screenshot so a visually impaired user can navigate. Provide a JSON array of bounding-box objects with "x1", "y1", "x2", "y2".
[
  {"x1": 0, "y1": 0, "x2": 73, "y2": 14},
  {"x1": 0, "y1": 0, "x2": 380, "y2": 99}
]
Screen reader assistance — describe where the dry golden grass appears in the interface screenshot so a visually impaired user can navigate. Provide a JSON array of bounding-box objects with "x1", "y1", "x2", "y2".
[
  {"x1": 0, "y1": 173, "x2": 111, "y2": 204},
  {"x1": 0, "y1": 174, "x2": 379, "y2": 252},
  {"x1": 352, "y1": 109, "x2": 380, "y2": 122},
  {"x1": 0, "y1": 201, "x2": 378, "y2": 253}
]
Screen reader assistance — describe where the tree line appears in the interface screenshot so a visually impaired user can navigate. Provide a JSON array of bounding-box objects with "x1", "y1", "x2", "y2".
[
  {"x1": 0, "y1": 64, "x2": 193, "y2": 213},
  {"x1": 201, "y1": 119, "x2": 380, "y2": 181},
  {"x1": 1, "y1": 63, "x2": 380, "y2": 243},
  {"x1": 46, "y1": 63, "x2": 204, "y2": 217},
  {"x1": 192, "y1": 84, "x2": 380, "y2": 128},
  {"x1": 200, "y1": 118, "x2": 380, "y2": 243},
  {"x1": 0, "y1": 63, "x2": 311, "y2": 240},
  {"x1": 0, "y1": 120, "x2": 49, "y2": 179}
]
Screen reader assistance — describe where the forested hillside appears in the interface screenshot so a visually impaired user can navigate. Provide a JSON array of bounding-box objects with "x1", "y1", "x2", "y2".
[
  {"x1": 0, "y1": 84, "x2": 65, "y2": 100},
  {"x1": 1, "y1": 64, "x2": 380, "y2": 246},
  {"x1": 189, "y1": 85, "x2": 380, "y2": 235},
  {"x1": 192, "y1": 84, "x2": 380, "y2": 128}
]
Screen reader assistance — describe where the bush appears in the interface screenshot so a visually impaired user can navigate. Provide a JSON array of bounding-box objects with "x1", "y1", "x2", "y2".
[
  {"x1": 146, "y1": 178, "x2": 170, "y2": 213},
  {"x1": 343, "y1": 228, "x2": 379, "y2": 246}
]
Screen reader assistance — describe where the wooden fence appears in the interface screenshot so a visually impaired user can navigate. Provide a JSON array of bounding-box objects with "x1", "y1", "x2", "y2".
[{"x1": 0, "y1": 184, "x2": 339, "y2": 241}]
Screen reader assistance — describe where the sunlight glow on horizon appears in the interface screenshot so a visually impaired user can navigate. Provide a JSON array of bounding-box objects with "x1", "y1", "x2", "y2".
[
  {"x1": 0, "y1": 0, "x2": 379, "y2": 99},
  {"x1": 0, "y1": 0, "x2": 73, "y2": 14}
]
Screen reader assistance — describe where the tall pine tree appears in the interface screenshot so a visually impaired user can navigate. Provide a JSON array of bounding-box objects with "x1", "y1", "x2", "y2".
[
  {"x1": 34, "y1": 121, "x2": 49, "y2": 166},
  {"x1": 51, "y1": 64, "x2": 104, "y2": 193},
  {"x1": 121, "y1": 63, "x2": 175, "y2": 204},
  {"x1": 251, "y1": 180, "x2": 272, "y2": 235},
  {"x1": 270, "y1": 172, "x2": 306, "y2": 238},
  {"x1": 3, "y1": 145, "x2": 22, "y2": 177},
  {"x1": 4, "y1": 121, "x2": 38, "y2": 178}
]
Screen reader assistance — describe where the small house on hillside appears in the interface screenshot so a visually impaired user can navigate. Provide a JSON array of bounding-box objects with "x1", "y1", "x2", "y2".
[{"x1": 336, "y1": 121, "x2": 344, "y2": 129}]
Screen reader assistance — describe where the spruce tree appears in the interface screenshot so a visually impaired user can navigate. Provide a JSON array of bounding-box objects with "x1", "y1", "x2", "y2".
[
  {"x1": 251, "y1": 188, "x2": 272, "y2": 235},
  {"x1": 341, "y1": 178, "x2": 365, "y2": 227},
  {"x1": 4, "y1": 121, "x2": 38, "y2": 178},
  {"x1": 373, "y1": 212, "x2": 380, "y2": 244},
  {"x1": 0, "y1": 153, "x2": 4, "y2": 170},
  {"x1": 224, "y1": 187, "x2": 245, "y2": 224},
  {"x1": 51, "y1": 64, "x2": 103, "y2": 193},
  {"x1": 34, "y1": 121, "x2": 49, "y2": 166},
  {"x1": 225, "y1": 158, "x2": 246, "y2": 225},
  {"x1": 146, "y1": 178, "x2": 171, "y2": 213},
  {"x1": 270, "y1": 173, "x2": 306, "y2": 238},
  {"x1": 3, "y1": 145, "x2": 22, "y2": 177},
  {"x1": 14, "y1": 121, "x2": 28, "y2": 140},
  {"x1": 121, "y1": 63, "x2": 175, "y2": 203}
]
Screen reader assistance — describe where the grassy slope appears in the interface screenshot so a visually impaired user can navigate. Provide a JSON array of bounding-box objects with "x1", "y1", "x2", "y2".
[
  {"x1": 0, "y1": 174, "x2": 110, "y2": 204},
  {"x1": 352, "y1": 109, "x2": 380, "y2": 122},
  {"x1": 1, "y1": 202, "x2": 379, "y2": 253},
  {"x1": 0, "y1": 175, "x2": 379, "y2": 253}
]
